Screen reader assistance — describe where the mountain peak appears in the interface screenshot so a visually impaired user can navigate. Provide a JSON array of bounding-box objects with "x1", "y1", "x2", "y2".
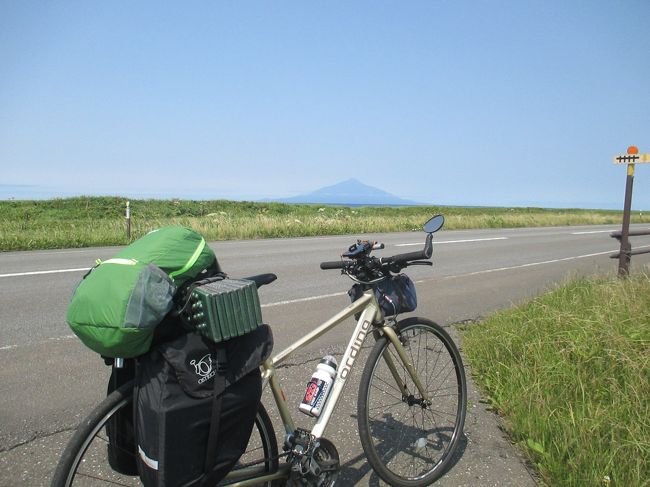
[{"x1": 276, "y1": 179, "x2": 421, "y2": 206}]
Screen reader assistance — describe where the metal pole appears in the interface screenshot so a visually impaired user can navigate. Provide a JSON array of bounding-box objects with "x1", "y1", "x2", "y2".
[
  {"x1": 125, "y1": 200, "x2": 131, "y2": 241},
  {"x1": 617, "y1": 164, "x2": 635, "y2": 278}
]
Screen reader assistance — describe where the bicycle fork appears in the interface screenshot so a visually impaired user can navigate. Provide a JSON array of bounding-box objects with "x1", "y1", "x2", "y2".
[{"x1": 378, "y1": 326, "x2": 431, "y2": 406}]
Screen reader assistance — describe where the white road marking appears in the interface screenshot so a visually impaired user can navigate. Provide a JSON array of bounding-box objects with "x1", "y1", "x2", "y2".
[
  {"x1": 49, "y1": 334, "x2": 78, "y2": 341},
  {"x1": 6, "y1": 249, "x2": 108, "y2": 256},
  {"x1": 572, "y1": 230, "x2": 617, "y2": 235},
  {"x1": 0, "y1": 268, "x2": 91, "y2": 278},
  {"x1": 0, "y1": 247, "x2": 631, "y2": 351},
  {"x1": 396, "y1": 237, "x2": 508, "y2": 247},
  {"x1": 1, "y1": 334, "x2": 77, "y2": 350},
  {"x1": 261, "y1": 292, "x2": 347, "y2": 308},
  {"x1": 6, "y1": 230, "x2": 644, "y2": 280},
  {"x1": 440, "y1": 249, "x2": 618, "y2": 279},
  {"x1": 265, "y1": 248, "x2": 619, "y2": 305}
]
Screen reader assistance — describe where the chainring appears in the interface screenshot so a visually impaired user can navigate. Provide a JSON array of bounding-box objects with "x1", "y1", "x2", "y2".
[{"x1": 287, "y1": 437, "x2": 340, "y2": 487}]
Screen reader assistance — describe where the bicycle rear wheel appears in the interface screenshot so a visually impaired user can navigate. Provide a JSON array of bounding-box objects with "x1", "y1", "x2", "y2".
[
  {"x1": 51, "y1": 381, "x2": 139, "y2": 487},
  {"x1": 357, "y1": 318, "x2": 467, "y2": 487},
  {"x1": 51, "y1": 381, "x2": 279, "y2": 487}
]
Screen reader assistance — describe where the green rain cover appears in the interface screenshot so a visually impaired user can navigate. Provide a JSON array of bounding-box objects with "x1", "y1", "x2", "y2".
[{"x1": 67, "y1": 227, "x2": 216, "y2": 358}]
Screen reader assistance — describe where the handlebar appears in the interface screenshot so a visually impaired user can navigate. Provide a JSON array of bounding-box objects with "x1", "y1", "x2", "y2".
[
  {"x1": 383, "y1": 233, "x2": 432, "y2": 263},
  {"x1": 319, "y1": 214, "x2": 444, "y2": 283},
  {"x1": 381, "y1": 249, "x2": 430, "y2": 264},
  {"x1": 320, "y1": 232, "x2": 434, "y2": 275},
  {"x1": 320, "y1": 260, "x2": 348, "y2": 270}
]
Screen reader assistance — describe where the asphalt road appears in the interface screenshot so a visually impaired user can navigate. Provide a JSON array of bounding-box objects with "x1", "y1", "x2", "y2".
[{"x1": 1, "y1": 224, "x2": 649, "y2": 486}]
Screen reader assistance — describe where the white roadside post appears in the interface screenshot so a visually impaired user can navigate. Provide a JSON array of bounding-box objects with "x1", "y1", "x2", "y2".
[{"x1": 126, "y1": 200, "x2": 131, "y2": 241}]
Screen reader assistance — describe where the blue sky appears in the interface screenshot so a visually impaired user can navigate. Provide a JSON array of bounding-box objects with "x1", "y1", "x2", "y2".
[{"x1": 2, "y1": 1, "x2": 649, "y2": 209}]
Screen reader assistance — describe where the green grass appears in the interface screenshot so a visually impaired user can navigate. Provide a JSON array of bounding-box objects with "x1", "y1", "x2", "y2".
[
  {"x1": 1, "y1": 196, "x2": 649, "y2": 251},
  {"x1": 462, "y1": 275, "x2": 650, "y2": 486}
]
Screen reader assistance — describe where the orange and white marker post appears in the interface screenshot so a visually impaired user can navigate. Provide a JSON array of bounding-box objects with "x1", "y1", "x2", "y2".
[{"x1": 612, "y1": 146, "x2": 649, "y2": 277}]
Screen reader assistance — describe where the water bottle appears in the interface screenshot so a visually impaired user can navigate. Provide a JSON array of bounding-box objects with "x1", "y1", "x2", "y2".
[{"x1": 299, "y1": 355, "x2": 338, "y2": 417}]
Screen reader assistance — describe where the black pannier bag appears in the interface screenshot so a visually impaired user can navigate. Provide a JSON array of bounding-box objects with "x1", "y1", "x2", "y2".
[
  {"x1": 135, "y1": 323, "x2": 273, "y2": 487},
  {"x1": 104, "y1": 312, "x2": 194, "y2": 477},
  {"x1": 349, "y1": 273, "x2": 417, "y2": 317}
]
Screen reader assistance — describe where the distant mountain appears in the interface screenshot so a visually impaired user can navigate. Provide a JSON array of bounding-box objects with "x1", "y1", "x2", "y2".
[{"x1": 276, "y1": 178, "x2": 422, "y2": 206}]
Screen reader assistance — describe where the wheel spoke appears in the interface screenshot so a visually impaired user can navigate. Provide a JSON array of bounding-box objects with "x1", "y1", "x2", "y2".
[{"x1": 372, "y1": 372, "x2": 407, "y2": 398}]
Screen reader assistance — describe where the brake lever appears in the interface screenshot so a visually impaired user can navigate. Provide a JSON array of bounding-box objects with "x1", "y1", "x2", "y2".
[{"x1": 407, "y1": 261, "x2": 433, "y2": 266}]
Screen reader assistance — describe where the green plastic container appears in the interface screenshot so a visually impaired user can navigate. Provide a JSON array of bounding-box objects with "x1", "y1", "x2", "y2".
[{"x1": 186, "y1": 279, "x2": 262, "y2": 342}]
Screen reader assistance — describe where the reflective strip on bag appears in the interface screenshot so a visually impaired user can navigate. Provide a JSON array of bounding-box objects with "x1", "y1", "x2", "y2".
[{"x1": 138, "y1": 445, "x2": 159, "y2": 470}]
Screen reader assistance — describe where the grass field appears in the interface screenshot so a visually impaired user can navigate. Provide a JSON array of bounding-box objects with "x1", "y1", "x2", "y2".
[
  {"x1": 2, "y1": 196, "x2": 649, "y2": 251},
  {"x1": 462, "y1": 275, "x2": 650, "y2": 486}
]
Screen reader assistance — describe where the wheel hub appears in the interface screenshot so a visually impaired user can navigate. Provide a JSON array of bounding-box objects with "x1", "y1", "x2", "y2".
[{"x1": 402, "y1": 394, "x2": 429, "y2": 408}]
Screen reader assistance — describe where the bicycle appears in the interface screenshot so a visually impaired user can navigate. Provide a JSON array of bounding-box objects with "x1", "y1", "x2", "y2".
[{"x1": 51, "y1": 214, "x2": 467, "y2": 487}]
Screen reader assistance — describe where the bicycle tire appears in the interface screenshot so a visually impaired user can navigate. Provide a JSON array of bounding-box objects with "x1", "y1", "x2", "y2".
[
  {"x1": 221, "y1": 401, "x2": 280, "y2": 487},
  {"x1": 51, "y1": 380, "x2": 279, "y2": 487},
  {"x1": 357, "y1": 318, "x2": 467, "y2": 487}
]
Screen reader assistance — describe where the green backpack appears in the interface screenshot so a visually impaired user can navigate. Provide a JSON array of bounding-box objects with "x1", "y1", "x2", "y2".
[{"x1": 67, "y1": 227, "x2": 217, "y2": 358}]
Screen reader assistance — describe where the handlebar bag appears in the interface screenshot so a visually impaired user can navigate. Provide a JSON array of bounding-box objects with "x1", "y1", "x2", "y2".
[
  {"x1": 349, "y1": 274, "x2": 417, "y2": 317},
  {"x1": 135, "y1": 323, "x2": 273, "y2": 487},
  {"x1": 66, "y1": 226, "x2": 217, "y2": 358}
]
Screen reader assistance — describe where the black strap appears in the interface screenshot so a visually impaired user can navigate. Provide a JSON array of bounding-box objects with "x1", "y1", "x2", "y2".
[
  {"x1": 174, "y1": 273, "x2": 227, "y2": 320},
  {"x1": 201, "y1": 346, "x2": 228, "y2": 485}
]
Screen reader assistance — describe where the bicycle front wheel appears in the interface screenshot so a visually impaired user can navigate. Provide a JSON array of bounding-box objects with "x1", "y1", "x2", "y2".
[
  {"x1": 51, "y1": 381, "x2": 279, "y2": 487},
  {"x1": 357, "y1": 318, "x2": 467, "y2": 487}
]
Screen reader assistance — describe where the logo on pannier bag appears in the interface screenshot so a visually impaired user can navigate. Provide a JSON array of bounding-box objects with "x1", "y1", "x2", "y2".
[{"x1": 190, "y1": 354, "x2": 215, "y2": 384}]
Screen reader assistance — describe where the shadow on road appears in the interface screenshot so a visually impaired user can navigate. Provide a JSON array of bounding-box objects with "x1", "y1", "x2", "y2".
[{"x1": 338, "y1": 412, "x2": 468, "y2": 484}]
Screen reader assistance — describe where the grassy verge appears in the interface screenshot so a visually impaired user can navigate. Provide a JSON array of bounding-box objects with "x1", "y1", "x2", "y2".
[
  {"x1": 2, "y1": 196, "x2": 649, "y2": 251},
  {"x1": 461, "y1": 275, "x2": 650, "y2": 486}
]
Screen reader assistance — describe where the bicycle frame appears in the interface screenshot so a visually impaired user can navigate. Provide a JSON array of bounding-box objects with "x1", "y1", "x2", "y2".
[{"x1": 223, "y1": 289, "x2": 432, "y2": 486}]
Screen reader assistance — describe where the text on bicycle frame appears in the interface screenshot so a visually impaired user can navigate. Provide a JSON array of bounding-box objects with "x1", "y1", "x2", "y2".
[{"x1": 340, "y1": 319, "x2": 372, "y2": 380}]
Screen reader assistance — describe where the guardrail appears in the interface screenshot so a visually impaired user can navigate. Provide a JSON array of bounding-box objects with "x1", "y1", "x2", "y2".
[{"x1": 610, "y1": 229, "x2": 650, "y2": 276}]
